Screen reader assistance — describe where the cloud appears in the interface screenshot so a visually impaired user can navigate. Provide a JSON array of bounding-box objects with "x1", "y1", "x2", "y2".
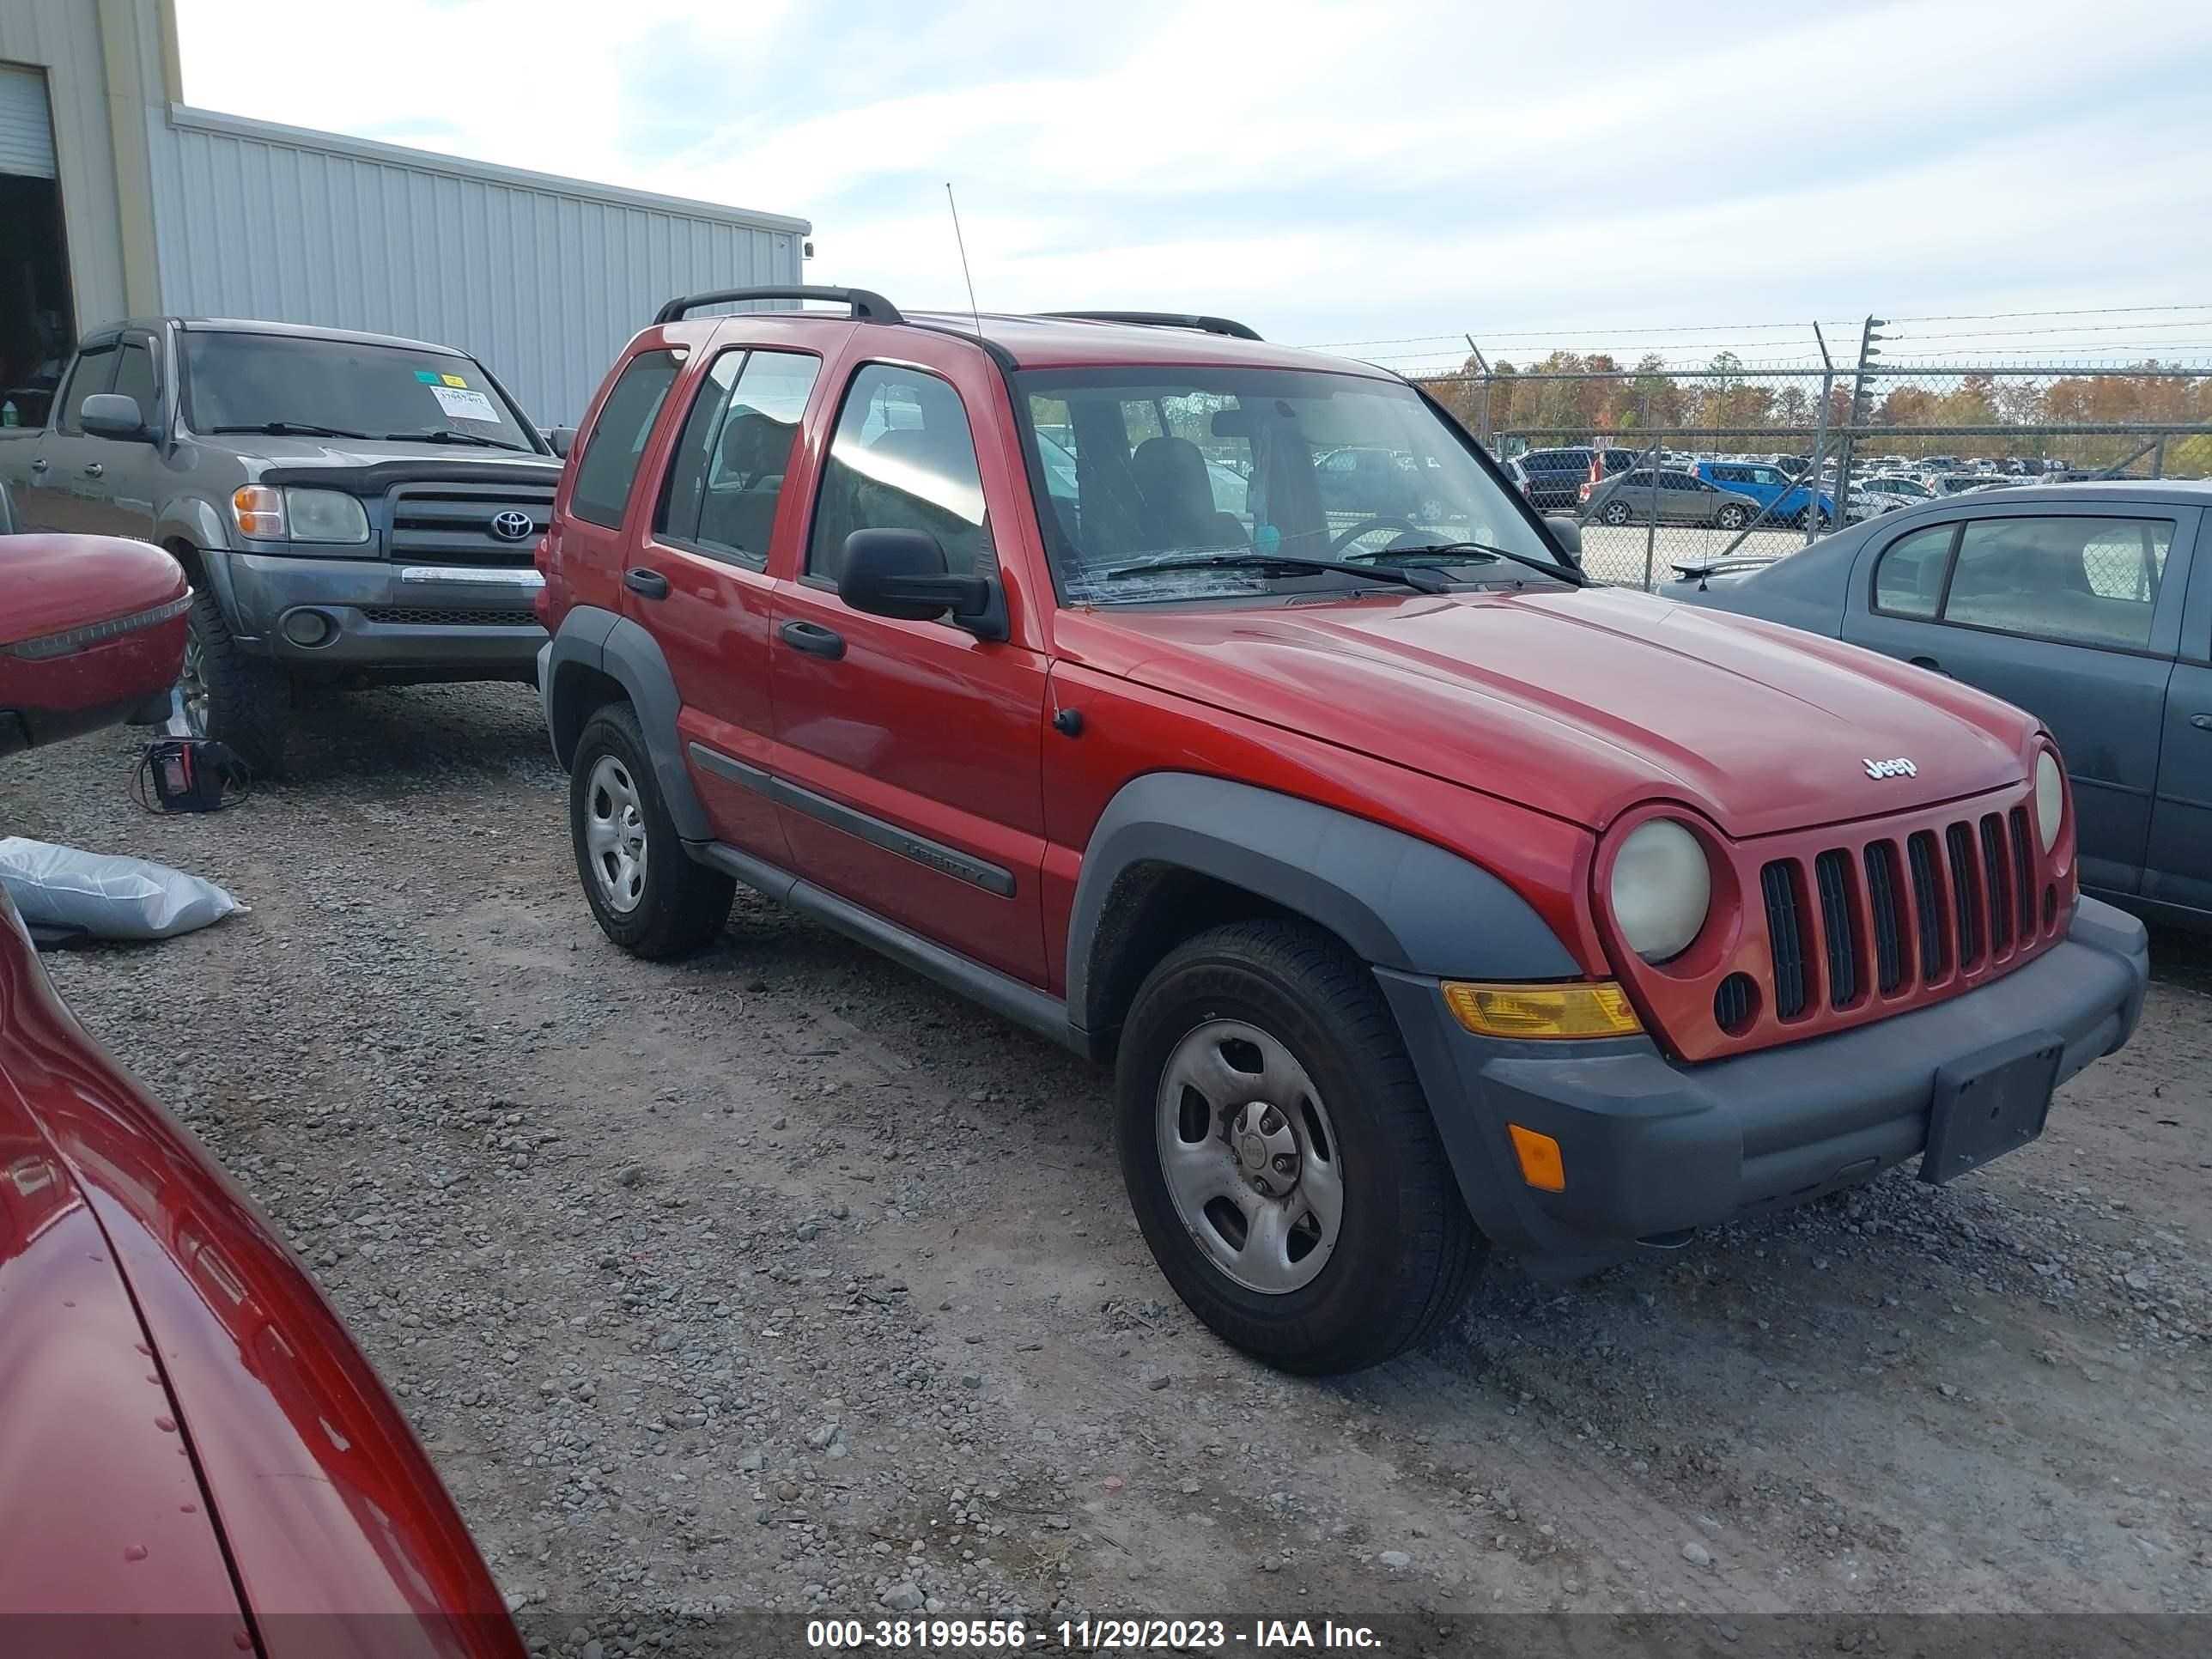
[{"x1": 176, "y1": 0, "x2": 2212, "y2": 354}]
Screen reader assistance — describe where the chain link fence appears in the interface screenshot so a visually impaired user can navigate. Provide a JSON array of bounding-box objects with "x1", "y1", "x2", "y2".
[{"x1": 1399, "y1": 318, "x2": 2212, "y2": 589}]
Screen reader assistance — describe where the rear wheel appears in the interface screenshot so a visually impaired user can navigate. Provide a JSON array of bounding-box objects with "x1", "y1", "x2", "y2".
[
  {"x1": 182, "y1": 589, "x2": 292, "y2": 775},
  {"x1": 1715, "y1": 502, "x2": 1751, "y2": 530},
  {"x1": 1116, "y1": 919, "x2": 1486, "y2": 1374},
  {"x1": 1600, "y1": 499, "x2": 1633, "y2": 526},
  {"x1": 568, "y1": 702, "x2": 733, "y2": 957}
]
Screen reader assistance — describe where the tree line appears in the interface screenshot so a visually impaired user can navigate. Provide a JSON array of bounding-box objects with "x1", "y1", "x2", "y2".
[{"x1": 1419, "y1": 350, "x2": 2212, "y2": 473}]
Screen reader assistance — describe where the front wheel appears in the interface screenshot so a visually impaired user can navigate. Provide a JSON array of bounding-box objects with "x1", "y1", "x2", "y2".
[
  {"x1": 182, "y1": 589, "x2": 292, "y2": 775},
  {"x1": 1116, "y1": 919, "x2": 1486, "y2": 1374},
  {"x1": 1599, "y1": 500, "x2": 1633, "y2": 526},
  {"x1": 1715, "y1": 503, "x2": 1750, "y2": 530}
]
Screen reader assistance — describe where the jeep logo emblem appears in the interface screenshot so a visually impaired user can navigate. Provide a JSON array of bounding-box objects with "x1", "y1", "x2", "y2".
[
  {"x1": 489, "y1": 509, "x2": 535, "y2": 541},
  {"x1": 1863, "y1": 757, "x2": 1917, "y2": 780}
]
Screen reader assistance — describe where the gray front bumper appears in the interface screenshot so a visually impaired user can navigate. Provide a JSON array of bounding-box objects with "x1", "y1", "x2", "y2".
[
  {"x1": 1379, "y1": 896, "x2": 2152, "y2": 1273},
  {"x1": 210, "y1": 550, "x2": 545, "y2": 667}
]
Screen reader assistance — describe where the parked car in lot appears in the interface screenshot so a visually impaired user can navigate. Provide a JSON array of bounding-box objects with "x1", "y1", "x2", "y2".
[
  {"x1": 1514, "y1": 445, "x2": 1638, "y2": 511},
  {"x1": 0, "y1": 317, "x2": 563, "y2": 773},
  {"x1": 1694, "y1": 460, "x2": 1838, "y2": 528},
  {"x1": 0, "y1": 500, "x2": 523, "y2": 1653},
  {"x1": 1580, "y1": 465, "x2": 1763, "y2": 528},
  {"x1": 1662, "y1": 481, "x2": 2212, "y2": 929},
  {"x1": 534, "y1": 288, "x2": 2148, "y2": 1374}
]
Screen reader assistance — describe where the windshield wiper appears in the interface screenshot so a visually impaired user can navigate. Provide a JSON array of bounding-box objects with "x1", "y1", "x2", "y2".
[
  {"x1": 208, "y1": 421, "x2": 373, "y2": 440},
  {"x1": 1351, "y1": 540, "x2": 1588, "y2": 587},
  {"x1": 1099, "y1": 552, "x2": 1450, "y2": 594},
  {"x1": 389, "y1": 428, "x2": 528, "y2": 451}
]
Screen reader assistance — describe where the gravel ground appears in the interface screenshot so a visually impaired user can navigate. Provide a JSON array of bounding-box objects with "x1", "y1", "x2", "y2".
[{"x1": 7, "y1": 682, "x2": 2209, "y2": 1649}]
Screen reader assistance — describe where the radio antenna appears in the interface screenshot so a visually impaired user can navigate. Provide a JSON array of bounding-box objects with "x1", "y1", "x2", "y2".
[{"x1": 945, "y1": 182, "x2": 984, "y2": 337}]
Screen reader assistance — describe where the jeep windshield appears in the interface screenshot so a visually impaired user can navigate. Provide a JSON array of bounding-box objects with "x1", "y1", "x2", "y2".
[
  {"x1": 180, "y1": 331, "x2": 542, "y2": 453},
  {"x1": 1014, "y1": 366, "x2": 1573, "y2": 603}
]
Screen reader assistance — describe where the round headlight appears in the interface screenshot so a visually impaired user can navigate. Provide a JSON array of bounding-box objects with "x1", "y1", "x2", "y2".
[
  {"x1": 283, "y1": 487, "x2": 371, "y2": 544},
  {"x1": 1610, "y1": 817, "x2": 1713, "y2": 963},
  {"x1": 2033, "y1": 750, "x2": 2064, "y2": 854}
]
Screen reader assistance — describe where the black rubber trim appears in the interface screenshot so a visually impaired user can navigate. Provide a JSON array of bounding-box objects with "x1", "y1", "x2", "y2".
[
  {"x1": 686, "y1": 741, "x2": 1016, "y2": 898},
  {"x1": 693, "y1": 839, "x2": 1073, "y2": 1048}
]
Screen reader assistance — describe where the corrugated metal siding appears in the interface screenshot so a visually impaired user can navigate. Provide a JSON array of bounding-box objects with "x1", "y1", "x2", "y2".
[
  {"x1": 145, "y1": 106, "x2": 807, "y2": 423},
  {"x1": 0, "y1": 0, "x2": 131, "y2": 325},
  {"x1": 0, "y1": 64, "x2": 58, "y2": 178}
]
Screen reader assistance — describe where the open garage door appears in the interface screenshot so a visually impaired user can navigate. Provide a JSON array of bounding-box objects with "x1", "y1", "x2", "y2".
[{"x1": 0, "y1": 61, "x2": 70, "y2": 429}]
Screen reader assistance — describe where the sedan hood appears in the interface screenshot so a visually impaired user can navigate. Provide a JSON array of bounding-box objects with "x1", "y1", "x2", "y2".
[{"x1": 1069, "y1": 587, "x2": 2033, "y2": 838}]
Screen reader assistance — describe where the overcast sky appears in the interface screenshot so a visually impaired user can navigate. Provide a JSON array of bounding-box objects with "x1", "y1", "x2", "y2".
[{"x1": 176, "y1": 0, "x2": 2212, "y2": 370}]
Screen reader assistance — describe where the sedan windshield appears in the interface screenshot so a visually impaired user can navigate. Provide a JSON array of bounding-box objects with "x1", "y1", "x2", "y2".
[
  {"x1": 1014, "y1": 366, "x2": 1571, "y2": 603},
  {"x1": 180, "y1": 331, "x2": 541, "y2": 452}
]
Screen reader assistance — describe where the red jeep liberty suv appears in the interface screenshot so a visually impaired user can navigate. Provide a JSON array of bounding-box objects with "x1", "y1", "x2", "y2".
[{"x1": 536, "y1": 288, "x2": 2150, "y2": 1374}]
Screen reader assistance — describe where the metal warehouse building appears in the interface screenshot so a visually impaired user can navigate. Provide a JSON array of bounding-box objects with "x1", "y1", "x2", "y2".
[{"x1": 1, "y1": 0, "x2": 809, "y2": 424}]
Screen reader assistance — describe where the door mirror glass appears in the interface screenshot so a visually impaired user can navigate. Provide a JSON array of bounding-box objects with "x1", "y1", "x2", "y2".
[{"x1": 80, "y1": 393, "x2": 150, "y2": 441}]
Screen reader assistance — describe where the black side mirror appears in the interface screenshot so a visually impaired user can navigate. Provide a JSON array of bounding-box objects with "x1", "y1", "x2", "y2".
[
  {"x1": 81, "y1": 392, "x2": 151, "y2": 442},
  {"x1": 547, "y1": 426, "x2": 576, "y2": 458},
  {"x1": 1543, "y1": 514, "x2": 1583, "y2": 566},
  {"x1": 838, "y1": 529, "x2": 1000, "y2": 635}
]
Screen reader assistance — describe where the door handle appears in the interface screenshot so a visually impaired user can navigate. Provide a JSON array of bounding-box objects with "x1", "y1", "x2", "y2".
[
  {"x1": 28, "y1": 458, "x2": 46, "y2": 472},
  {"x1": 778, "y1": 619, "x2": 846, "y2": 660},
  {"x1": 1908, "y1": 654, "x2": 1950, "y2": 678},
  {"x1": 2192, "y1": 714, "x2": 2212, "y2": 732},
  {"x1": 82, "y1": 462, "x2": 104, "y2": 478},
  {"x1": 622, "y1": 567, "x2": 670, "y2": 599}
]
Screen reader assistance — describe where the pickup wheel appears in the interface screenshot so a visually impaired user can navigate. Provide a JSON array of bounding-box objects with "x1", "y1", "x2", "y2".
[
  {"x1": 183, "y1": 589, "x2": 291, "y2": 775},
  {"x1": 1116, "y1": 919, "x2": 1485, "y2": 1375},
  {"x1": 568, "y1": 702, "x2": 732, "y2": 958}
]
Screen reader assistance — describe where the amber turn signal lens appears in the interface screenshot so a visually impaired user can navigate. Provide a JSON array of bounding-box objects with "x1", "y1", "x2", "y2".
[
  {"x1": 231, "y1": 484, "x2": 284, "y2": 538},
  {"x1": 1441, "y1": 981, "x2": 1642, "y2": 1039},
  {"x1": 1507, "y1": 1123, "x2": 1566, "y2": 1192}
]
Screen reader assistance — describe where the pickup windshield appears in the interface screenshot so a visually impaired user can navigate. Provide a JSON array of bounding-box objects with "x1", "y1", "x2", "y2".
[
  {"x1": 1014, "y1": 366, "x2": 1570, "y2": 603},
  {"x1": 179, "y1": 331, "x2": 541, "y2": 453}
]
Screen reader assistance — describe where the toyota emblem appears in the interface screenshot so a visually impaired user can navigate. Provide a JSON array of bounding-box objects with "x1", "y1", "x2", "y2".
[{"x1": 489, "y1": 509, "x2": 534, "y2": 542}]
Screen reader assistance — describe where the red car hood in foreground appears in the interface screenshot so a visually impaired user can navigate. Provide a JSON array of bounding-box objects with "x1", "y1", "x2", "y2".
[
  {"x1": 0, "y1": 896, "x2": 521, "y2": 1659},
  {"x1": 1067, "y1": 586, "x2": 2035, "y2": 837}
]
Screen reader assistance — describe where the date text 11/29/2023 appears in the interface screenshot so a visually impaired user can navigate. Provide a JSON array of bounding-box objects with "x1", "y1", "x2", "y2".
[{"x1": 805, "y1": 1618, "x2": 1384, "y2": 1650}]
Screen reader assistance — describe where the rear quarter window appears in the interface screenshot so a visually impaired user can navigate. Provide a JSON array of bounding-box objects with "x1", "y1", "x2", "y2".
[{"x1": 570, "y1": 349, "x2": 683, "y2": 530}]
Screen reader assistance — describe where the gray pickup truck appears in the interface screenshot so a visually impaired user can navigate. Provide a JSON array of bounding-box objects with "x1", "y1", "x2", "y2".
[{"x1": 0, "y1": 317, "x2": 564, "y2": 771}]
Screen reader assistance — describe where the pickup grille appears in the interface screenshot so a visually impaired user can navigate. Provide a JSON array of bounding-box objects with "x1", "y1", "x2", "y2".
[
  {"x1": 1759, "y1": 801, "x2": 2045, "y2": 1027},
  {"x1": 386, "y1": 482, "x2": 556, "y2": 567}
]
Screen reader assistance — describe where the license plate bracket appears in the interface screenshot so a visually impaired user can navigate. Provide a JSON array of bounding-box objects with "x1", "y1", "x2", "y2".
[{"x1": 1920, "y1": 1031, "x2": 2064, "y2": 1185}]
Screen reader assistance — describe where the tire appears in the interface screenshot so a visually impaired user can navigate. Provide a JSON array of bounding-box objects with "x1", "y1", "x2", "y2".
[
  {"x1": 1115, "y1": 918, "x2": 1486, "y2": 1375},
  {"x1": 568, "y1": 702, "x2": 733, "y2": 958},
  {"x1": 1716, "y1": 503, "x2": 1750, "y2": 530},
  {"x1": 1600, "y1": 500, "x2": 1632, "y2": 526},
  {"x1": 182, "y1": 589, "x2": 292, "y2": 775}
]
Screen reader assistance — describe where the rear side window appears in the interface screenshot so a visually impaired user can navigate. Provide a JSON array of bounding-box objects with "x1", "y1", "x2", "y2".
[
  {"x1": 571, "y1": 349, "x2": 682, "y2": 529},
  {"x1": 806, "y1": 364, "x2": 988, "y2": 585},
  {"x1": 1942, "y1": 516, "x2": 2171, "y2": 650},
  {"x1": 1873, "y1": 523, "x2": 1955, "y2": 618},
  {"x1": 655, "y1": 348, "x2": 819, "y2": 568}
]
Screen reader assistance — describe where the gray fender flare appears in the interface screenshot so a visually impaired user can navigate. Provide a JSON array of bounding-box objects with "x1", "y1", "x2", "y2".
[
  {"x1": 1066, "y1": 772, "x2": 1580, "y2": 1038},
  {"x1": 541, "y1": 604, "x2": 711, "y2": 842}
]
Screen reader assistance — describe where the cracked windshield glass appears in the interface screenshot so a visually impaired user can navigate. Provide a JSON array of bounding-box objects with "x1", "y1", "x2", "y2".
[{"x1": 1018, "y1": 366, "x2": 1569, "y2": 602}]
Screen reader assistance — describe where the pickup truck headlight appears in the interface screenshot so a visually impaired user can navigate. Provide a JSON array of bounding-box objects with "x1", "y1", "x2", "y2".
[
  {"x1": 2033, "y1": 750, "x2": 2064, "y2": 854},
  {"x1": 228, "y1": 485, "x2": 370, "y2": 544},
  {"x1": 1609, "y1": 817, "x2": 1712, "y2": 963}
]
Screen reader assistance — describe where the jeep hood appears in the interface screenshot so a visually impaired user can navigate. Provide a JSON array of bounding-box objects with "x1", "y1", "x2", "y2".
[{"x1": 1065, "y1": 587, "x2": 2034, "y2": 838}]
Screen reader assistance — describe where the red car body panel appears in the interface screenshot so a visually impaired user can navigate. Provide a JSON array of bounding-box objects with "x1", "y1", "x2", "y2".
[
  {"x1": 0, "y1": 530, "x2": 522, "y2": 1654},
  {"x1": 0, "y1": 891, "x2": 523, "y2": 1657}
]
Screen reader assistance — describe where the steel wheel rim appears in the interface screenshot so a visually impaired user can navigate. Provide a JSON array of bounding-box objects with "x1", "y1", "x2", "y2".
[
  {"x1": 177, "y1": 628, "x2": 210, "y2": 736},
  {"x1": 1155, "y1": 1018, "x2": 1343, "y2": 1295},
  {"x1": 583, "y1": 755, "x2": 648, "y2": 914}
]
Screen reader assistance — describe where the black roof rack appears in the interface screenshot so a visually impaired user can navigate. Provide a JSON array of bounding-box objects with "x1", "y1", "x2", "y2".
[
  {"x1": 653, "y1": 286, "x2": 904, "y2": 326},
  {"x1": 1041, "y1": 310, "x2": 1262, "y2": 342}
]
